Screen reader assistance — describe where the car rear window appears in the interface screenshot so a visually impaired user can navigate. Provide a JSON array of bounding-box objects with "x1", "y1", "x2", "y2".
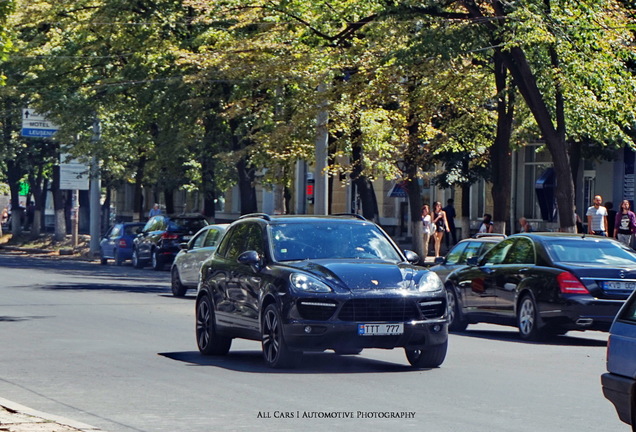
[
  {"x1": 545, "y1": 238, "x2": 636, "y2": 266},
  {"x1": 168, "y1": 218, "x2": 208, "y2": 232}
]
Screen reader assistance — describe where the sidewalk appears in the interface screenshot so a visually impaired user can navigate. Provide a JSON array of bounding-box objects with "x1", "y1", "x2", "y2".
[{"x1": 0, "y1": 398, "x2": 101, "y2": 432}]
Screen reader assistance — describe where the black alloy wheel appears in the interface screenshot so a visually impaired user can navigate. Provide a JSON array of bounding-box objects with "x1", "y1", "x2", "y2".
[
  {"x1": 196, "y1": 295, "x2": 231, "y2": 355},
  {"x1": 132, "y1": 249, "x2": 143, "y2": 269},
  {"x1": 261, "y1": 304, "x2": 302, "y2": 368},
  {"x1": 517, "y1": 294, "x2": 545, "y2": 341},
  {"x1": 446, "y1": 286, "x2": 468, "y2": 332},
  {"x1": 171, "y1": 267, "x2": 187, "y2": 297},
  {"x1": 405, "y1": 340, "x2": 448, "y2": 368},
  {"x1": 152, "y1": 250, "x2": 163, "y2": 271}
]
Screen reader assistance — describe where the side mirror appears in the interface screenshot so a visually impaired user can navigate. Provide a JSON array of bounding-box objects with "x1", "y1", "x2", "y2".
[
  {"x1": 434, "y1": 256, "x2": 444, "y2": 265},
  {"x1": 237, "y1": 250, "x2": 262, "y2": 270},
  {"x1": 466, "y1": 256, "x2": 479, "y2": 266},
  {"x1": 179, "y1": 242, "x2": 189, "y2": 250},
  {"x1": 403, "y1": 250, "x2": 420, "y2": 264}
]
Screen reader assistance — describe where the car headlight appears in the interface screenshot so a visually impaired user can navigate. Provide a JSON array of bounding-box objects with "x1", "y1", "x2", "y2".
[
  {"x1": 417, "y1": 272, "x2": 444, "y2": 293},
  {"x1": 290, "y1": 273, "x2": 333, "y2": 293}
]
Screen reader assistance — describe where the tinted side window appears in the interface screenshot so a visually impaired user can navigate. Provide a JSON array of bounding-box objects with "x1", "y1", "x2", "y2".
[
  {"x1": 481, "y1": 239, "x2": 515, "y2": 265},
  {"x1": 445, "y1": 242, "x2": 468, "y2": 265},
  {"x1": 192, "y1": 230, "x2": 207, "y2": 249},
  {"x1": 504, "y1": 238, "x2": 535, "y2": 264},
  {"x1": 224, "y1": 224, "x2": 253, "y2": 260},
  {"x1": 215, "y1": 226, "x2": 235, "y2": 258},
  {"x1": 463, "y1": 242, "x2": 485, "y2": 262},
  {"x1": 204, "y1": 229, "x2": 222, "y2": 248},
  {"x1": 244, "y1": 224, "x2": 264, "y2": 255}
]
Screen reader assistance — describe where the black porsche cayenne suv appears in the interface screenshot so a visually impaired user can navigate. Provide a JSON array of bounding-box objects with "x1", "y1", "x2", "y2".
[{"x1": 195, "y1": 213, "x2": 448, "y2": 368}]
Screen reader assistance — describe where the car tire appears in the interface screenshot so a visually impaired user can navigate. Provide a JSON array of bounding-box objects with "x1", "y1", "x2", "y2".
[
  {"x1": 114, "y1": 249, "x2": 123, "y2": 266},
  {"x1": 100, "y1": 255, "x2": 107, "y2": 265},
  {"x1": 171, "y1": 267, "x2": 187, "y2": 297},
  {"x1": 196, "y1": 295, "x2": 231, "y2": 355},
  {"x1": 405, "y1": 340, "x2": 448, "y2": 368},
  {"x1": 517, "y1": 294, "x2": 545, "y2": 341},
  {"x1": 446, "y1": 286, "x2": 468, "y2": 332},
  {"x1": 132, "y1": 249, "x2": 141, "y2": 268},
  {"x1": 152, "y1": 250, "x2": 163, "y2": 271},
  {"x1": 261, "y1": 304, "x2": 302, "y2": 369}
]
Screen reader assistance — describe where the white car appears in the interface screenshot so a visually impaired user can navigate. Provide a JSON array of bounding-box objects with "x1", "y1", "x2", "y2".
[{"x1": 170, "y1": 224, "x2": 228, "y2": 296}]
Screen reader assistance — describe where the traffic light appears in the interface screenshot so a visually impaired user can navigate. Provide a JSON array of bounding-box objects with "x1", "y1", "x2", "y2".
[{"x1": 306, "y1": 178, "x2": 314, "y2": 204}]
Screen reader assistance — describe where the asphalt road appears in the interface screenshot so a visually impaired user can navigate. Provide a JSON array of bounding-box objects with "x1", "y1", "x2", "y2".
[{"x1": 0, "y1": 252, "x2": 627, "y2": 432}]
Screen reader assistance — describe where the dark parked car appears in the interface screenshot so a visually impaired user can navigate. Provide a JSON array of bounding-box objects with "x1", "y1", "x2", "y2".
[
  {"x1": 171, "y1": 224, "x2": 228, "y2": 297},
  {"x1": 445, "y1": 233, "x2": 636, "y2": 340},
  {"x1": 132, "y1": 214, "x2": 209, "y2": 270},
  {"x1": 99, "y1": 222, "x2": 145, "y2": 265},
  {"x1": 195, "y1": 214, "x2": 448, "y2": 369},
  {"x1": 602, "y1": 289, "x2": 636, "y2": 430},
  {"x1": 429, "y1": 234, "x2": 505, "y2": 282}
]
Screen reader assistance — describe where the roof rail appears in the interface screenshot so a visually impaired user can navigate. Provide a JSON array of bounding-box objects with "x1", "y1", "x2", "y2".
[
  {"x1": 332, "y1": 213, "x2": 366, "y2": 221},
  {"x1": 238, "y1": 213, "x2": 272, "y2": 221}
]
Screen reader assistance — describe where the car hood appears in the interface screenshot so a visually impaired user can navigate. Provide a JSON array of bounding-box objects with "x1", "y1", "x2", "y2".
[{"x1": 285, "y1": 259, "x2": 419, "y2": 292}]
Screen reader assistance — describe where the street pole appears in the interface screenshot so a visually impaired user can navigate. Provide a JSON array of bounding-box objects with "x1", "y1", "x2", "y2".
[
  {"x1": 89, "y1": 118, "x2": 101, "y2": 256},
  {"x1": 314, "y1": 83, "x2": 329, "y2": 215},
  {"x1": 71, "y1": 190, "x2": 79, "y2": 248}
]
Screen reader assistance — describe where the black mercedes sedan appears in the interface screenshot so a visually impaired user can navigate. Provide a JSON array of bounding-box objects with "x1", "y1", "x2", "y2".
[
  {"x1": 445, "y1": 233, "x2": 636, "y2": 340},
  {"x1": 195, "y1": 214, "x2": 448, "y2": 368}
]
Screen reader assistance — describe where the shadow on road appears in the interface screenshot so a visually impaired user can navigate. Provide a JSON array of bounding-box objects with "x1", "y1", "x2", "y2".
[
  {"x1": 159, "y1": 350, "x2": 426, "y2": 374},
  {"x1": 453, "y1": 328, "x2": 607, "y2": 347},
  {"x1": 35, "y1": 282, "x2": 170, "y2": 294}
]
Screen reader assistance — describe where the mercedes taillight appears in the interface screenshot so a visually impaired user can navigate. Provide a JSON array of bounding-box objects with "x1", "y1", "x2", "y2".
[{"x1": 557, "y1": 271, "x2": 589, "y2": 294}]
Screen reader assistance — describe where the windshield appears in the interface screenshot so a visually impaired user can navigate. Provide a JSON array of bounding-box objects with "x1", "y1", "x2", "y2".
[
  {"x1": 545, "y1": 237, "x2": 636, "y2": 266},
  {"x1": 269, "y1": 222, "x2": 403, "y2": 262}
]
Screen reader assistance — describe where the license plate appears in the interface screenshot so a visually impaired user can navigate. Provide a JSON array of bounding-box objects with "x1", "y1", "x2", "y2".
[
  {"x1": 358, "y1": 323, "x2": 403, "y2": 336},
  {"x1": 182, "y1": 236, "x2": 191, "y2": 241},
  {"x1": 603, "y1": 281, "x2": 636, "y2": 291}
]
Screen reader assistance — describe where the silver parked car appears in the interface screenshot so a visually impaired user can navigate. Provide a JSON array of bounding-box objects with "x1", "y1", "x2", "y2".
[{"x1": 170, "y1": 224, "x2": 228, "y2": 297}]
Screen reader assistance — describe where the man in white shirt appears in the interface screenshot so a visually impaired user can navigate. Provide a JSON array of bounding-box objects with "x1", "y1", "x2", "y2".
[{"x1": 586, "y1": 195, "x2": 608, "y2": 236}]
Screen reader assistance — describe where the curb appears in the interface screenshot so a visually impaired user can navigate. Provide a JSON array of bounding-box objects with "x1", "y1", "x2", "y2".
[{"x1": 0, "y1": 397, "x2": 102, "y2": 431}]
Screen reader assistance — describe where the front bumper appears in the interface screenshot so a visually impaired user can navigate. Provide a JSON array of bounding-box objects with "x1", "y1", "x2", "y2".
[
  {"x1": 283, "y1": 319, "x2": 448, "y2": 352},
  {"x1": 601, "y1": 372, "x2": 635, "y2": 426}
]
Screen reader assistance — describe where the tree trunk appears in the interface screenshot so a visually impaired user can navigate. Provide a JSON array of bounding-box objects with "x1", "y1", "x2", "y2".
[
  {"x1": 404, "y1": 111, "x2": 425, "y2": 260},
  {"x1": 350, "y1": 119, "x2": 379, "y2": 222},
  {"x1": 52, "y1": 166, "x2": 66, "y2": 241},
  {"x1": 133, "y1": 152, "x2": 146, "y2": 221},
  {"x1": 201, "y1": 156, "x2": 216, "y2": 221},
  {"x1": 236, "y1": 157, "x2": 257, "y2": 214},
  {"x1": 491, "y1": 51, "x2": 514, "y2": 235},
  {"x1": 504, "y1": 47, "x2": 575, "y2": 231}
]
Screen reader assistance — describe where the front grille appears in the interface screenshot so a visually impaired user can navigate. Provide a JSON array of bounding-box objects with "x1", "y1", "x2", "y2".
[
  {"x1": 297, "y1": 300, "x2": 338, "y2": 320},
  {"x1": 419, "y1": 299, "x2": 446, "y2": 319},
  {"x1": 338, "y1": 298, "x2": 420, "y2": 322}
]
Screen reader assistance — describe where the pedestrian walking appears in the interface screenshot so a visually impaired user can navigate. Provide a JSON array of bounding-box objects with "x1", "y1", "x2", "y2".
[
  {"x1": 613, "y1": 200, "x2": 636, "y2": 247},
  {"x1": 606, "y1": 202, "x2": 617, "y2": 238},
  {"x1": 421, "y1": 205, "x2": 432, "y2": 258},
  {"x1": 586, "y1": 195, "x2": 608, "y2": 236},
  {"x1": 443, "y1": 199, "x2": 457, "y2": 246},
  {"x1": 432, "y1": 201, "x2": 450, "y2": 258}
]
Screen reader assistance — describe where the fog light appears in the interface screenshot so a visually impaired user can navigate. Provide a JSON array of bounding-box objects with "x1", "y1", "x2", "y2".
[
  {"x1": 432, "y1": 324, "x2": 441, "y2": 333},
  {"x1": 304, "y1": 326, "x2": 312, "y2": 334}
]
